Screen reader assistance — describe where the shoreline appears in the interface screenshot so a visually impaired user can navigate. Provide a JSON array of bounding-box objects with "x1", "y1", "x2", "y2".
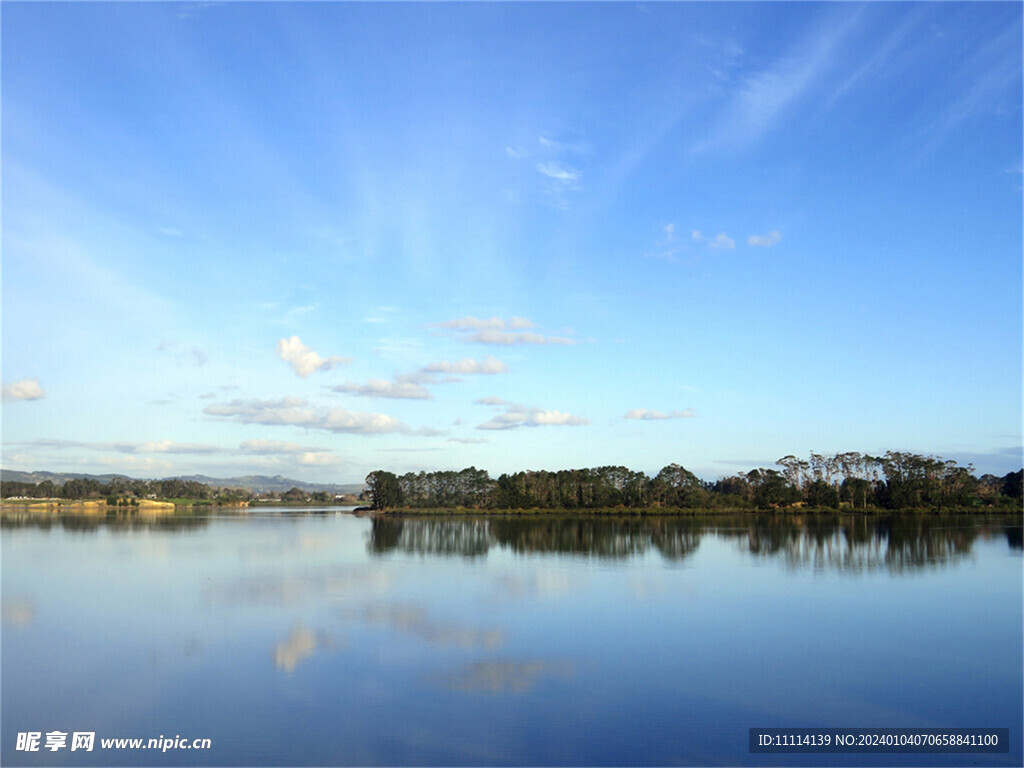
[{"x1": 365, "y1": 505, "x2": 1023, "y2": 517}]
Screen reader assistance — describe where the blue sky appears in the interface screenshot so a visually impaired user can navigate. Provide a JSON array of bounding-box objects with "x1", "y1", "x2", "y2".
[{"x1": 2, "y1": 2, "x2": 1021, "y2": 484}]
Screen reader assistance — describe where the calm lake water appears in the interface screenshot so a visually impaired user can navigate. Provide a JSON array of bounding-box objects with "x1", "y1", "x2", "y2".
[{"x1": 2, "y1": 509, "x2": 1021, "y2": 767}]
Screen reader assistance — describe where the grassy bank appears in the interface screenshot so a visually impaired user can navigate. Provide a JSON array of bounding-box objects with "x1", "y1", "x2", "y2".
[
  {"x1": 0, "y1": 498, "x2": 246, "y2": 514},
  {"x1": 371, "y1": 504, "x2": 1022, "y2": 517}
]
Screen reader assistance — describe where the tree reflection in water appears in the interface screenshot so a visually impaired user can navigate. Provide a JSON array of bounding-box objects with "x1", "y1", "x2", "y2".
[
  {"x1": 369, "y1": 513, "x2": 1021, "y2": 573},
  {"x1": 370, "y1": 516, "x2": 703, "y2": 561},
  {"x1": 0, "y1": 511, "x2": 211, "y2": 533}
]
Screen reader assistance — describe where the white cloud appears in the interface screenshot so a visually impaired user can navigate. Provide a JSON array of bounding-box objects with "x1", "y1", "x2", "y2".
[
  {"x1": 748, "y1": 230, "x2": 782, "y2": 247},
  {"x1": 422, "y1": 356, "x2": 509, "y2": 375},
  {"x1": 296, "y1": 452, "x2": 341, "y2": 467},
  {"x1": 2, "y1": 379, "x2": 45, "y2": 402},
  {"x1": 132, "y1": 440, "x2": 220, "y2": 454},
  {"x1": 477, "y1": 404, "x2": 590, "y2": 431},
  {"x1": 18, "y1": 438, "x2": 221, "y2": 455},
  {"x1": 471, "y1": 330, "x2": 575, "y2": 346},
  {"x1": 624, "y1": 408, "x2": 696, "y2": 421},
  {"x1": 327, "y1": 356, "x2": 509, "y2": 402},
  {"x1": 204, "y1": 397, "x2": 410, "y2": 435},
  {"x1": 434, "y1": 317, "x2": 574, "y2": 346},
  {"x1": 475, "y1": 397, "x2": 512, "y2": 406},
  {"x1": 238, "y1": 439, "x2": 319, "y2": 455},
  {"x1": 448, "y1": 437, "x2": 487, "y2": 445},
  {"x1": 330, "y1": 379, "x2": 433, "y2": 400},
  {"x1": 276, "y1": 336, "x2": 352, "y2": 378},
  {"x1": 538, "y1": 134, "x2": 591, "y2": 155},
  {"x1": 434, "y1": 316, "x2": 533, "y2": 332},
  {"x1": 536, "y1": 162, "x2": 580, "y2": 182},
  {"x1": 534, "y1": 144, "x2": 585, "y2": 208},
  {"x1": 691, "y1": 230, "x2": 735, "y2": 250}
]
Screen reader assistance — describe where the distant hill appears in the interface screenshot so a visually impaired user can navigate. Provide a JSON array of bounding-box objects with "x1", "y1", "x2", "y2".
[
  {"x1": 2, "y1": 470, "x2": 133, "y2": 486},
  {"x1": 1, "y1": 469, "x2": 364, "y2": 495},
  {"x1": 172, "y1": 474, "x2": 364, "y2": 495}
]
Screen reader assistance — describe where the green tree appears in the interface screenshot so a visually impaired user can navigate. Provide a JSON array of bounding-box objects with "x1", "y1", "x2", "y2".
[
  {"x1": 652, "y1": 463, "x2": 701, "y2": 507},
  {"x1": 365, "y1": 470, "x2": 403, "y2": 510},
  {"x1": 1002, "y1": 469, "x2": 1023, "y2": 500}
]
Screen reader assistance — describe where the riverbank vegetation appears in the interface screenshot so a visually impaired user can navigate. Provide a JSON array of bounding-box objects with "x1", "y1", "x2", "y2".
[
  {"x1": 365, "y1": 451, "x2": 1022, "y2": 514},
  {"x1": 0, "y1": 475, "x2": 359, "y2": 507},
  {"x1": 0, "y1": 476, "x2": 248, "y2": 506}
]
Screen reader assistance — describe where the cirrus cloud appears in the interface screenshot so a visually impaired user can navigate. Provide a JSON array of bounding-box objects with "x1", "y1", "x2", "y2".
[{"x1": 624, "y1": 409, "x2": 696, "y2": 421}]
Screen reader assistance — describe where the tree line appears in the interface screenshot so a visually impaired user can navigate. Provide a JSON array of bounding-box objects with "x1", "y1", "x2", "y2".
[
  {"x1": 1, "y1": 476, "x2": 361, "y2": 505},
  {"x1": 365, "y1": 452, "x2": 1023, "y2": 513},
  {"x1": 0, "y1": 476, "x2": 248, "y2": 503}
]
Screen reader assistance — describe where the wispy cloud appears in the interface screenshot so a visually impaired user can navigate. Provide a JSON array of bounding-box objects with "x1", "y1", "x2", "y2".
[
  {"x1": 536, "y1": 162, "x2": 580, "y2": 183},
  {"x1": 364, "y1": 306, "x2": 399, "y2": 324},
  {"x1": 204, "y1": 397, "x2": 411, "y2": 435},
  {"x1": 421, "y1": 356, "x2": 509, "y2": 375},
  {"x1": 748, "y1": 230, "x2": 782, "y2": 247},
  {"x1": 471, "y1": 330, "x2": 575, "y2": 346},
  {"x1": 434, "y1": 316, "x2": 534, "y2": 332},
  {"x1": 276, "y1": 336, "x2": 352, "y2": 378},
  {"x1": 133, "y1": 440, "x2": 221, "y2": 454},
  {"x1": 13, "y1": 438, "x2": 344, "y2": 471},
  {"x1": 434, "y1": 316, "x2": 575, "y2": 346},
  {"x1": 475, "y1": 396, "x2": 512, "y2": 406},
  {"x1": 477, "y1": 404, "x2": 590, "y2": 431},
  {"x1": 237, "y1": 439, "x2": 327, "y2": 455},
  {"x1": 329, "y1": 379, "x2": 433, "y2": 400},
  {"x1": 504, "y1": 131, "x2": 589, "y2": 209},
  {"x1": 693, "y1": 8, "x2": 863, "y2": 153},
  {"x1": 2, "y1": 379, "x2": 45, "y2": 402},
  {"x1": 154, "y1": 342, "x2": 210, "y2": 368},
  {"x1": 624, "y1": 409, "x2": 696, "y2": 421},
  {"x1": 18, "y1": 438, "x2": 220, "y2": 455},
  {"x1": 538, "y1": 133, "x2": 591, "y2": 155},
  {"x1": 644, "y1": 223, "x2": 688, "y2": 263},
  {"x1": 692, "y1": 230, "x2": 735, "y2": 250},
  {"x1": 328, "y1": 356, "x2": 509, "y2": 402},
  {"x1": 915, "y1": 21, "x2": 1022, "y2": 159}
]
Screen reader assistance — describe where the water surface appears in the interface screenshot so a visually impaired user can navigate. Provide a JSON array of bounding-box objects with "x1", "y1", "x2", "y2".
[{"x1": 3, "y1": 510, "x2": 1021, "y2": 766}]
